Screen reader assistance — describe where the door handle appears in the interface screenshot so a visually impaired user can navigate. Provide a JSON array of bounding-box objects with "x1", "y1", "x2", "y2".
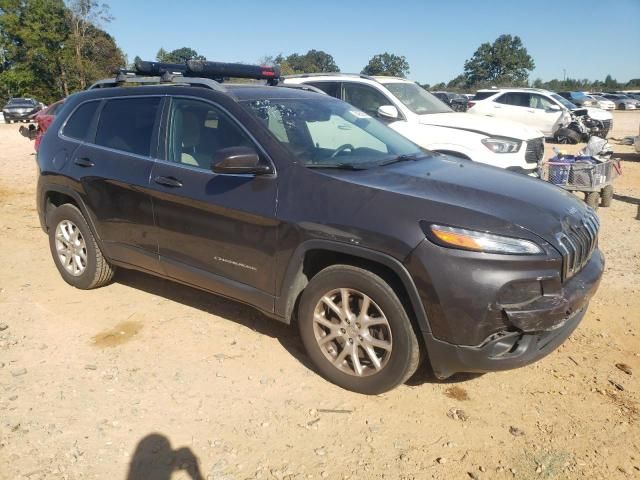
[
  {"x1": 74, "y1": 157, "x2": 94, "y2": 168},
  {"x1": 154, "y1": 176, "x2": 183, "y2": 188}
]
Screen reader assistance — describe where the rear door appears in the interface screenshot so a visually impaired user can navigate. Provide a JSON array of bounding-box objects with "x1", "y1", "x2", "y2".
[
  {"x1": 63, "y1": 96, "x2": 162, "y2": 273},
  {"x1": 148, "y1": 97, "x2": 278, "y2": 312},
  {"x1": 491, "y1": 92, "x2": 533, "y2": 125},
  {"x1": 306, "y1": 81, "x2": 341, "y2": 99}
]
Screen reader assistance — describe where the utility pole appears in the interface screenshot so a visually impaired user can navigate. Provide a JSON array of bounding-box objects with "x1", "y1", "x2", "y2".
[{"x1": 563, "y1": 69, "x2": 567, "y2": 81}]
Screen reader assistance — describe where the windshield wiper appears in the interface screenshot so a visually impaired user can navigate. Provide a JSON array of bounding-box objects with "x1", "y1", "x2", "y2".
[
  {"x1": 378, "y1": 154, "x2": 426, "y2": 166},
  {"x1": 306, "y1": 163, "x2": 368, "y2": 170}
]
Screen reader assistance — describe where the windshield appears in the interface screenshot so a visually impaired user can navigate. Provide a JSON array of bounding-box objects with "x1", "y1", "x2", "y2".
[
  {"x1": 7, "y1": 98, "x2": 35, "y2": 106},
  {"x1": 550, "y1": 93, "x2": 577, "y2": 109},
  {"x1": 384, "y1": 83, "x2": 453, "y2": 115},
  {"x1": 241, "y1": 97, "x2": 425, "y2": 168}
]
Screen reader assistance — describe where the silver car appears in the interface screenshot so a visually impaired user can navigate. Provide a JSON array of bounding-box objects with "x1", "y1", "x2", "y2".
[{"x1": 600, "y1": 93, "x2": 638, "y2": 110}]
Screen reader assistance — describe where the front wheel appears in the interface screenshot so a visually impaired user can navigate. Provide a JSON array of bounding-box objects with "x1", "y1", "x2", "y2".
[{"x1": 298, "y1": 265, "x2": 421, "y2": 394}]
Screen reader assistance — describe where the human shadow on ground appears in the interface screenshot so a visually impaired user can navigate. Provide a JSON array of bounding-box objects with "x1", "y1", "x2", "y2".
[{"x1": 126, "y1": 433, "x2": 203, "y2": 480}]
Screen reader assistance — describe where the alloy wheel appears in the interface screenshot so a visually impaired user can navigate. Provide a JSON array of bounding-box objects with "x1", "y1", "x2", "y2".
[
  {"x1": 312, "y1": 288, "x2": 392, "y2": 377},
  {"x1": 54, "y1": 219, "x2": 87, "y2": 276}
]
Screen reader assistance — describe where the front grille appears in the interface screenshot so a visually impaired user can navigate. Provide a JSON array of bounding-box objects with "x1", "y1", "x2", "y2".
[
  {"x1": 556, "y1": 213, "x2": 599, "y2": 280},
  {"x1": 525, "y1": 137, "x2": 544, "y2": 164},
  {"x1": 602, "y1": 119, "x2": 612, "y2": 132}
]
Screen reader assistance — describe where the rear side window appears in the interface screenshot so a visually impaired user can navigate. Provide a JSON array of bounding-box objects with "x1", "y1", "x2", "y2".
[
  {"x1": 495, "y1": 92, "x2": 530, "y2": 107},
  {"x1": 62, "y1": 101, "x2": 99, "y2": 140},
  {"x1": 473, "y1": 91, "x2": 497, "y2": 100},
  {"x1": 95, "y1": 97, "x2": 161, "y2": 156},
  {"x1": 308, "y1": 82, "x2": 340, "y2": 98}
]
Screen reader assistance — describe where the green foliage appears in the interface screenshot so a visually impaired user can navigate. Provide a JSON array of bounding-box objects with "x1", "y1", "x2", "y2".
[
  {"x1": 156, "y1": 47, "x2": 206, "y2": 63},
  {"x1": 0, "y1": 0, "x2": 124, "y2": 104},
  {"x1": 463, "y1": 34, "x2": 534, "y2": 87},
  {"x1": 264, "y1": 50, "x2": 339, "y2": 75},
  {"x1": 361, "y1": 53, "x2": 409, "y2": 77}
]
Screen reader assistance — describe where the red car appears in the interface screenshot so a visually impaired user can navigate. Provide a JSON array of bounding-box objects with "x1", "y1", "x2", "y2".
[{"x1": 32, "y1": 99, "x2": 64, "y2": 150}]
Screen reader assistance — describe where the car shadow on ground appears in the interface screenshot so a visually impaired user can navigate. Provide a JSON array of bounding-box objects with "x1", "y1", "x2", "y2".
[
  {"x1": 126, "y1": 432, "x2": 204, "y2": 480},
  {"x1": 115, "y1": 269, "x2": 476, "y2": 389},
  {"x1": 613, "y1": 193, "x2": 640, "y2": 206},
  {"x1": 114, "y1": 269, "x2": 316, "y2": 373},
  {"x1": 615, "y1": 152, "x2": 640, "y2": 162}
]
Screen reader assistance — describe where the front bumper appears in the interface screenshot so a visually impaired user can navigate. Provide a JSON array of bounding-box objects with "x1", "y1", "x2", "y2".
[
  {"x1": 405, "y1": 240, "x2": 604, "y2": 379},
  {"x1": 3, "y1": 111, "x2": 35, "y2": 121}
]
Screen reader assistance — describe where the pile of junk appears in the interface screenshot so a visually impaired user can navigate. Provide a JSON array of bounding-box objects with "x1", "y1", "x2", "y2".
[{"x1": 539, "y1": 137, "x2": 622, "y2": 209}]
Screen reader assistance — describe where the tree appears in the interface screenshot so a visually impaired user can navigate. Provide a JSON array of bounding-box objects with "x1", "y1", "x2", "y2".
[
  {"x1": 0, "y1": 0, "x2": 124, "y2": 103},
  {"x1": 361, "y1": 53, "x2": 409, "y2": 77},
  {"x1": 0, "y1": 0, "x2": 70, "y2": 102},
  {"x1": 603, "y1": 74, "x2": 618, "y2": 90},
  {"x1": 463, "y1": 34, "x2": 534, "y2": 87},
  {"x1": 284, "y1": 49, "x2": 339, "y2": 73},
  {"x1": 66, "y1": 0, "x2": 114, "y2": 89},
  {"x1": 156, "y1": 47, "x2": 206, "y2": 63}
]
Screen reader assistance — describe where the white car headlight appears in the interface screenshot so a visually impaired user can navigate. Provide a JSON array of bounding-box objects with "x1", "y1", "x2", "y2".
[
  {"x1": 481, "y1": 137, "x2": 522, "y2": 154},
  {"x1": 430, "y1": 224, "x2": 543, "y2": 255}
]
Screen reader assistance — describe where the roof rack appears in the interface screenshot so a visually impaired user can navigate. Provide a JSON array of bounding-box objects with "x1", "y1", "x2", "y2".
[
  {"x1": 88, "y1": 59, "x2": 281, "y2": 91},
  {"x1": 284, "y1": 72, "x2": 380, "y2": 83}
]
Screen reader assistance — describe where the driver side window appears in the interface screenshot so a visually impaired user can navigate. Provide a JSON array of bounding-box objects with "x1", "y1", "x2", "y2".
[
  {"x1": 530, "y1": 94, "x2": 554, "y2": 110},
  {"x1": 343, "y1": 83, "x2": 390, "y2": 117},
  {"x1": 168, "y1": 98, "x2": 253, "y2": 170}
]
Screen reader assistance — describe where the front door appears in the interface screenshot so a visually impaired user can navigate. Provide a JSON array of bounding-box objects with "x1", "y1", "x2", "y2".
[{"x1": 149, "y1": 97, "x2": 279, "y2": 312}]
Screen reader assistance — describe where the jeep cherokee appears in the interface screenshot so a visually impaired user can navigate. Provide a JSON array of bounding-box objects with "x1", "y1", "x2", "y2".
[{"x1": 36, "y1": 61, "x2": 604, "y2": 394}]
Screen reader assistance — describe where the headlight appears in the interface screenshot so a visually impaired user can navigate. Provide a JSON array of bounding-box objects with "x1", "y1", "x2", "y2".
[
  {"x1": 429, "y1": 224, "x2": 543, "y2": 255},
  {"x1": 481, "y1": 137, "x2": 521, "y2": 153}
]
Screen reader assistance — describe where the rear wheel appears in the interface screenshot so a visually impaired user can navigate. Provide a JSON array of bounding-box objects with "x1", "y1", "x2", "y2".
[
  {"x1": 600, "y1": 185, "x2": 613, "y2": 207},
  {"x1": 298, "y1": 265, "x2": 421, "y2": 394},
  {"x1": 585, "y1": 191, "x2": 600, "y2": 209},
  {"x1": 47, "y1": 203, "x2": 115, "y2": 289}
]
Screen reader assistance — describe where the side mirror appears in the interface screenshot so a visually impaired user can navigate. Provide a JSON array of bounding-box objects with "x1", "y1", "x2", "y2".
[
  {"x1": 211, "y1": 146, "x2": 272, "y2": 175},
  {"x1": 546, "y1": 105, "x2": 562, "y2": 112},
  {"x1": 377, "y1": 105, "x2": 399, "y2": 120}
]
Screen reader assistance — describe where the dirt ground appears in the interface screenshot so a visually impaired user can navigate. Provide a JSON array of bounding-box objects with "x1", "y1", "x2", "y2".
[{"x1": 0, "y1": 112, "x2": 639, "y2": 480}]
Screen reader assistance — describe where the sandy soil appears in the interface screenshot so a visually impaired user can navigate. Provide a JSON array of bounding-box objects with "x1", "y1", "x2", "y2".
[{"x1": 0, "y1": 112, "x2": 639, "y2": 480}]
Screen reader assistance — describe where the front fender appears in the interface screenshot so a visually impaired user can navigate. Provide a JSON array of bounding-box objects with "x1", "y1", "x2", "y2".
[{"x1": 274, "y1": 239, "x2": 431, "y2": 335}]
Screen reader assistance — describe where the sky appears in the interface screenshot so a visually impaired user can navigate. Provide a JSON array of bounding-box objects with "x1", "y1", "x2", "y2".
[{"x1": 105, "y1": 0, "x2": 640, "y2": 85}]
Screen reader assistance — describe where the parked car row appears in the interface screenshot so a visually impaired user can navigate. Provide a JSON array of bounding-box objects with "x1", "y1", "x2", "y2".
[
  {"x1": 284, "y1": 75, "x2": 544, "y2": 174},
  {"x1": 35, "y1": 60, "x2": 604, "y2": 393}
]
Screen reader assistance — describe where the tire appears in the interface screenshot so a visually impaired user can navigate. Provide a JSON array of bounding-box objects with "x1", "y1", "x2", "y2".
[
  {"x1": 600, "y1": 185, "x2": 613, "y2": 207},
  {"x1": 585, "y1": 192, "x2": 600, "y2": 209},
  {"x1": 47, "y1": 203, "x2": 115, "y2": 289},
  {"x1": 298, "y1": 265, "x2": 421, "y2": 394},
  {"x1": 554, "y1": 128, "x2": 582, "y2": 145}
]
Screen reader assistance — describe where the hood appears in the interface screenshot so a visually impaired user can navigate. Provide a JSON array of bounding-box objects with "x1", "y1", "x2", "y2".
[
  {"x1": 418, "y1": 112, "x2": 543, "y2": 141},
  {"x1": 321, "y1": 155, "x2": 590, "y2": 249},
  {"x1": 582, "y1": 107, "x2": 613, "y2": 120}
]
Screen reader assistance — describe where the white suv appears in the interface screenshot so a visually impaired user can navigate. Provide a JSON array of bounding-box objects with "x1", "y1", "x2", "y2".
[
  {"x1": 469, "y1": 88, "x2": 613, "y2": 138},
  {"x1": 283, "y1": 74, "x2": 545, "y2": 175}
]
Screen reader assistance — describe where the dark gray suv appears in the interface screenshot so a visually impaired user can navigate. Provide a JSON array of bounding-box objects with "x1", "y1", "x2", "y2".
[{"x1": 35, "y1": 61, "x2": 603, "y2": 394}]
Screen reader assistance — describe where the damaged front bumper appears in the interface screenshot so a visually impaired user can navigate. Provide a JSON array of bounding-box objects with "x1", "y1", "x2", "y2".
[{"x1": 405, "y1": 239, "x2": 604, "y2": 379}]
